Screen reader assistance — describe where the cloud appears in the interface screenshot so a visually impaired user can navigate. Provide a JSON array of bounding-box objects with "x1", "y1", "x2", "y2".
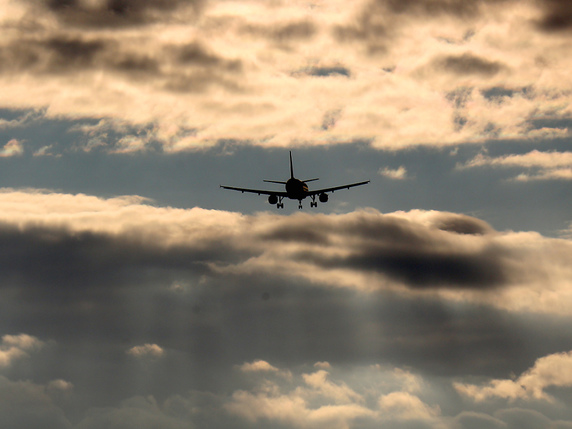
[
  {"x1": 239, "y1": 360, "x2": 280, "y2": 373},
  {"x1": 75, "y1": 396, "x2": 190, "y2": 429},
  {"x1": 314, "y1": 362, "x2": 331, "y2": 370},
  {"x1": 455, "y1": 350, "x2": 572, "y2": 402},
  {"x1": 433, "y1": 53, "x2": 506, "y2": 77},
  {"x1": 535, "y1": 0, "x2": 572, "y2": 32},
  {"x1": 378, "y1": 391, "x2": 440, "y2": 421},
  {"x1": 0, "y1": 0, "x2": 569, "y2": 151},
  {"x1": 127, "y1": 344, "x2": 165, "y2": 359},
  {"x1": 225, "y1": 365, "x2": 377, "y2": 428},
  {"x1": 0, "y1": 139, "x2": 24, "y2": 157},
  {"x1": 31, "y1": 0, "x2": 204, "y2": 29},
  {"x1": 239, "y1": 19, "x2": 318, "y2": 44},
  {"x1": 302, "y1": 370, "x2": 364, "y2": 404},
  {"x1": 453, "y1": 411, "x2": 508, "y2": 429},
  {"x1": 0, "y1": 375, "x2": 71, "y2": 429},
  {"x1": 0, "y1": 190, "x2": 570, "y2": 315},
  {"x1": 378, "y1": 166, "x2": 409, "y2": 180},
  {"x1": 459, "y1": 150, "x2": 572, "y2": 181},
  {"x1": 0, "y1": 334, "x2": 44, "y2": 368}
]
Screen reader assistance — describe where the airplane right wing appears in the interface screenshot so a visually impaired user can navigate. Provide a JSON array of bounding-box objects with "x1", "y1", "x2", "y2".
[{"x1": 307, "y1": 180, "x2": 370, "y2": 196}]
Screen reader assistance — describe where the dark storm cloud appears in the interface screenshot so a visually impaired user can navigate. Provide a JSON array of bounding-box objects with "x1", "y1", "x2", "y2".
[
  {"x1": 239, "y1": 20, "x2": 317, "y2": 43},
  {"x1": 334, "y1": 0, "x2": 511, "y2": 54},
  {"x1": 0, "y1": 36, "x2": 108, "y2": 74},
  {"x1": 0, "y1": 35, "x2": 160, "y2": 76},
  {"x1": 535, "y1": 0, "x2": 572, "y2": 32},
  {"x1": 306, "y1": 243, "x2": 508, "y2": 288},
  {"x1": 0, "y1": 221, "x2": 250, "y2": 299},
  {"x1": 381, "y1": 0, "x2": 509, "y2": 17},
  {"x1": 434, "y1": 53, "x2": 505, "y2": 76},
  {"x1": 333, "y1": 3, "x2": 389, "y2": 55},
  {"x1": 34, "y1": 0, "x2": 204, "y2": 28},
  {"x1": 435, "y1": 215, "x2": 493, "y2": 235},
  {"x1": 0, "y1": 34, "x2": 243, "y2": 93},
  {"x1": 254, "y1": 211, "x2": 526, "y2": 290},
  {"x1": 172, "y1": 42, "x2": 242, "y2": 73}
]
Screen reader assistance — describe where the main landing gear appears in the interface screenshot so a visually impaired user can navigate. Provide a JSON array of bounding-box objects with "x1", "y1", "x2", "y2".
[
  {"x1": 310, "y1": 195, "x2": 317, "y2": 208},
  {"x1": 270, "y1": 194, "x2": 285, "y2": 208}
]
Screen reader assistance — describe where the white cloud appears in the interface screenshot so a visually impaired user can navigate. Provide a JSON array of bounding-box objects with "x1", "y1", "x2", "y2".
[
  {"x1": 239, "y1": 359, "x2": 280, "y2": 373},
  {"x1": 391, "y1": 368, "x2": 423, "y2": 393},
  {"x1": 48, "y1": 379, "x2": 73, "y2": 392},
  {"x1": 455, "y1": 350, "x2": 572, "y2": 402},
  {"x1": 127, "y1": 344, "x2": 165, "y2": 359},
  {"x1": 224, "y1": 362, "x2": 453, "y2": 428},
  {"x1": 469, "y1": 150, "x2": 572, "y2": 168},
  {"x1": 225, "y1": 372, "x2": 376, "y2": 428},
  {"x1": 378, "y1": 391, "x2": 440, "y2": 420},
  {"x1": 0, "y1": 139, "x2": 23, "y2": 157},
  {"x1": 378, "y1": 166, "x2": 409, "y2": 180},
  {"x1": 302, "y1": 370, "x2": 364, "y2": 404},
  {"x1": 0, "y1": 334, "x2": 44, "y2": 368},
  {"x1": 459, "y1": 150, "x2": 572, "y2": 181}
]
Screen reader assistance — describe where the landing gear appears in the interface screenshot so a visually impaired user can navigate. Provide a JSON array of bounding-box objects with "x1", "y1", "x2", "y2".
[
  {"x1": 276, "y1": 196, "x2": 285, "y2": 209},
  {"x1": 310, "y1": 195, "x2": 317, "y2": 208}
]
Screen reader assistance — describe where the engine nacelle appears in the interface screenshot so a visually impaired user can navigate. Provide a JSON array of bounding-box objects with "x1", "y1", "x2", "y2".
[
  {"x1": 268, "y1": 194, "x2": 278, "y2": 205},
  {"x1": 319, "y1": 193, "x2": 328, "y2": 203}
]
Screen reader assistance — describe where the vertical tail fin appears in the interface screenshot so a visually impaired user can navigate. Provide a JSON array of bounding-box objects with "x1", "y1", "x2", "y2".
[{"x1": 289, "y1": 151, "x2": 294, "y2": 178}]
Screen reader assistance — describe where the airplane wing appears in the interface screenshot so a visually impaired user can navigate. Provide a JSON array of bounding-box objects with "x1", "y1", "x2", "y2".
[
  {"x1": 220, "y1": 185, "x2": 288, "y2": 197},
  {"x1": 307, "y1": 180, "x2": 370, "y2": 196}
]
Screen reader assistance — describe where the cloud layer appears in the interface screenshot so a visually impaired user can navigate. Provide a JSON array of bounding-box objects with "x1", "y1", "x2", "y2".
[
  {"x1": 0, "y1": 189, "x2": 568, "y2": 427},
  {"x1": 0, "y1": 0, "x2": 571, "y2": 150},
  {"x1": 0, "y1": 189, "x2": 570, "y2": 315}
]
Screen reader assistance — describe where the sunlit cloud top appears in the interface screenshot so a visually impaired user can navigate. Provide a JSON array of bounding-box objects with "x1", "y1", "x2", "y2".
[{"x1": 0, "y1": 0, "x2": 571, "y2": 151}]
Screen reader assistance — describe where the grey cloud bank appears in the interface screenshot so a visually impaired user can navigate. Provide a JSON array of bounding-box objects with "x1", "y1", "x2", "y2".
[{"x1": 0, "y1": 191, "x2": 569, "y2": 427}]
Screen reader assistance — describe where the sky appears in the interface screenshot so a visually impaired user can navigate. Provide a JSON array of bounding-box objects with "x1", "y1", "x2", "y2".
[{"x1": 1, "y1": 0, "x2": 572, "y2": 428}]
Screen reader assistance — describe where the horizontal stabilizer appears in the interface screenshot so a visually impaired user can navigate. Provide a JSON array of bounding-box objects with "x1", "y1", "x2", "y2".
[
  {"x1": 263, "y1": 180, "x2": 287, "y2": 184},
  {"x1": 302, "y1": 178, "x2": 319, "y2": 183}
]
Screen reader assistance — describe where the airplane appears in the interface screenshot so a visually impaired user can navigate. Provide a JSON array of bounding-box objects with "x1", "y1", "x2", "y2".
[{"x1": 220, "y1": 151, "x2": 369, "y2": 209}]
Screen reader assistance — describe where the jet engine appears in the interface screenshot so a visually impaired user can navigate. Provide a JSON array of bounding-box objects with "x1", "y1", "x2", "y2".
[
  {"x1": 268, "y1": 194, "x2": 278, "y2": 205},
  {"x1": 319, "y1": 193, "x2": 328, "y2": 203}
]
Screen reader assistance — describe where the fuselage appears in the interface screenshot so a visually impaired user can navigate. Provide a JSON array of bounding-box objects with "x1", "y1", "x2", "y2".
[{"x1": 285, "y1": 178, "x2": 308, "y2": 200}]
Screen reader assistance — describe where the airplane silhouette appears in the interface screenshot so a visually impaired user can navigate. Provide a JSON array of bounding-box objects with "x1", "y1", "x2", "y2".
[{"x1": 220, "y1": 151, "x2": 369, "y2": 209}]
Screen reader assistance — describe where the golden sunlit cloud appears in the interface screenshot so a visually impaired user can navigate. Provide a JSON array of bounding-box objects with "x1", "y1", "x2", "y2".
[{"x1": 0, "y1": 1, "x2": 570, "y2": 151}]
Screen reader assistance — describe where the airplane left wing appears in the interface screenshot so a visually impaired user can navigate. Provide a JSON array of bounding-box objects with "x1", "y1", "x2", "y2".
[
  {"x1": 307, "y1": 180, "x2": 370, "y2": 196},
  {"x1": 220, "y1": 185, "x2": 288, "y2": 197}
]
